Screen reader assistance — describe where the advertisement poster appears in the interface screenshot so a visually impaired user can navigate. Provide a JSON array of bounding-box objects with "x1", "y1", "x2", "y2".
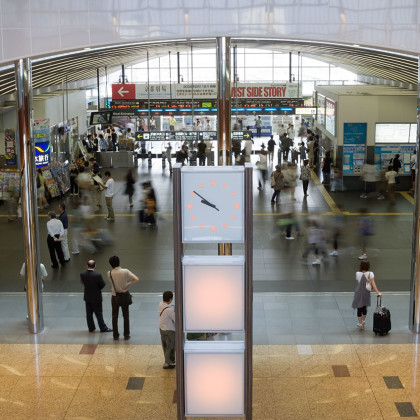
[
  {"x1": 342, "y1": 123, "x2": 367, "y2": 175},
  {"x1": 325, "y1": 98, "x2": 336, "y2": 136},
  {"x1": 374, "y1": 145, "x2": 415, "y2": 174},
  {"x1": 4, "y1": 129, "x2": 16, "y2": 165},
  {"x1": 317, "y1": 94, "x2": 325, "y2": 126},
  {"x1": 34, "y1": 119, "x2": 50, "y2": 168}
]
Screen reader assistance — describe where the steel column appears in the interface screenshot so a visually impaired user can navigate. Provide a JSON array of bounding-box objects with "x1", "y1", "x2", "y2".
[
  {"x1": 216, "y1": 36, "x2": 231, "y2": 166},
  {"x1": 173, "y1": 164, "x2": 185, "y2": 419},
  {"x1": 409, "y1": 54, "x2": 420, "y2": 332},
  {"x1": 15, "y1": 58, "x2": 44, "y2": 333}
]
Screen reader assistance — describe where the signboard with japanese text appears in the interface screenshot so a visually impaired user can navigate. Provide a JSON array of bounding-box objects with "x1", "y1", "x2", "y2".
[
  {"x1": 317, "y1": 94, "x2": 325, "y2": 126},
  {"x1": 343, "y1": 123, "x2": 367, "y2": 145},
  {"x1": 5, "y1": 129, "x2": 16, "y2": 166},
  {"x1": 34, "y1": 119, "x2": 50, "y2": 168},
  {"x1": 112, "y1": 82, "x2": 301, "y2": 101},
  {"x1": 34, "y1": 141, "x2": 51, "y2": 168}
]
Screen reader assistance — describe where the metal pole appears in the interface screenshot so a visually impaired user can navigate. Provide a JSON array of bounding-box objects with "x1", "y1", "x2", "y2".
[
  {"x1": 105, "y1": 66, "x2": 108, "y2": 108},
  {"x1": 15, "y1": 58, "x2": 44, "y2": 333},
  {"x1": 173, "y1": 163, "x2": 185, "y2": 419},
  {"x1": 191, "y1": 45, "x2": 194, "y2": 131},
  {"x1": 177, "y1": 52, "x2": 181, "y2": 84},
  {"x1": 244, "y1": 163, "x2": 253, "y2": 419},
  {"x1": 121, "y1": 64, "x2": 125, "y2": 83},
  {"x1": 169, "y1": 51, "x2": 173, "y2": 102},
  {"x1": 216, "y1": 36, "x2": 231, "y2": 166},
  {"x1": 409, "y1": 54, "x2": 420, "y2": 332},
  {"x1": 147, "y1": 50, "x2": 151, "y2": 128},
  {"x1": 96, "y1": 68, "x2": 100, "y2": 111},
  {"x1": 289, "y1": 52, "x2": 292, "y2": 83}
]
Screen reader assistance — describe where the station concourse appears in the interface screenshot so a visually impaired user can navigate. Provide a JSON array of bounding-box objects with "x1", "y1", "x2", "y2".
[{"x1": 0, "y1": 1, "x2": 420, "y2": 419}]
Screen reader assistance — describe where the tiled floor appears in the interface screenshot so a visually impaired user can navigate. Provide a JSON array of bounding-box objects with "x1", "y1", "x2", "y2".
[{"x1": 2, "y1": 342, "x2": 420, "y2": 419}]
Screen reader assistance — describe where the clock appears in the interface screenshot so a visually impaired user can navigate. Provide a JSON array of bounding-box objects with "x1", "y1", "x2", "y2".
[{"x1": 181, "y1": 166, "x2": 245, "y2": 243}]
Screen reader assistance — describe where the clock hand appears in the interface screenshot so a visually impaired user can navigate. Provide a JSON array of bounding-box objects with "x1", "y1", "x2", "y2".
[
  {"x1": 193, "y1": 191, "x2": 219, "y2": 211},
  {"x1": 201, "y1": 199, "x2": 219, "y2": 211}
]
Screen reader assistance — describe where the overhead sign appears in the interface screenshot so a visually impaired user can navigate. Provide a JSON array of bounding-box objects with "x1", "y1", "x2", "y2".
[
  {"x1": 113, "y1": 83, "x2": 301, "y2": 100},
  {"x1": 232, "y1": 131, "x2": 253, "y2": 141},
  {"x1": 111, "y1": 84, "x2": 136, "y2": 100},
  {"x1": 295, "y1": 107, "x2": 316, "y2": 115},
  {"x1": 231, "y1": 83, "x2": 301, "y2": 99},
  {"x1": 135, "y1": 131, "x2": 174, "y2": 141},
  {"x1": 199, "y1": 131, "x2": 217, "y2": 140}
]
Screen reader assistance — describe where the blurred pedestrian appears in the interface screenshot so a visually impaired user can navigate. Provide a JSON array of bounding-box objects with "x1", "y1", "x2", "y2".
[
  {"x1": 267, "y1": 135, "x2": 276, "y2": 163},
  {"x1": 104, "y1": 171, "x2": 115, "y2": 221},
  {"x1": 358, "y1": 208, "x2": 373, "y2": 260},
  {"x1": 302, "y1": 217, "x2": 327, "y2": 265},
  {"x1": 256, "y1": 144, "x2": 268, "y2": 191},
  {"x1": 385, "y1": 164, "x2": 398, "y2": 205},
  {"x1": 270, "y1": 165, "x2": 284, "y2": 204},
  {"x1": 58, "y1": 203, "x2": 70, "y2": 262},
  {"x1": 321, "y1": 151, "x2": 333, "y2": 185},
  {"x1": 300, "y1": 159, "x2": 311, "y2": 196},
  {"x1": 124, "y1": 169, "x2": 135, "y2": 208},
  {"x1": 284, "y1": 162, "x2": 298, "y2": 200}
]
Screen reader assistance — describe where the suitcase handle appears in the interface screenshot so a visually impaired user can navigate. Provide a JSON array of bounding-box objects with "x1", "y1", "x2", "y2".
[{"x1": 377, "y1": 295, "x2": 382, "y2": 307}]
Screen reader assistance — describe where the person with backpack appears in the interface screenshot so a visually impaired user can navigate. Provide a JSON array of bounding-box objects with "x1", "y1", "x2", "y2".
[
  {"x1": 270, "y1": 165, "x2": 284, "y2": 204},
  {"x1": 352, "y1": 260, "x2": 381, "y2": 330}
]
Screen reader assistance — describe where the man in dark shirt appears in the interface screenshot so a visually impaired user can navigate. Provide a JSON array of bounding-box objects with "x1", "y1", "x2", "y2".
[
  {"x1": 197, "y1": 139, "x2": 207, "y2": 166},
  {"x1": 80, "y1": 260, "x2": 112, "y2": 333},
  {"x1": 267, "y1": 135, "x2": 276, "y2": 164}
]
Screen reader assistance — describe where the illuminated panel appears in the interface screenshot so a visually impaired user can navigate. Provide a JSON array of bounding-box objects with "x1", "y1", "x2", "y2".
[
  {"x1": 183, "y1": 256, "x2": 244, "y2": 332},
  {"x1": 184, "y1": 341, "x2": 244, "y2": 417}
]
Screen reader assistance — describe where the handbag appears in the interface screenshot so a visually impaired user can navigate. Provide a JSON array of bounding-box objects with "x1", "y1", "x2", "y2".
[
  {"x1": 366, "y1": 273, "x2": 372, "y2": 291},
  {"x1": 110, "y1": 271, "x2": 133, "y2": 306}
]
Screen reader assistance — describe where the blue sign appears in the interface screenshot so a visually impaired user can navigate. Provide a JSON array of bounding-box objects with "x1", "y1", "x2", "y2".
[
  {"x1": 343, "y1": 123, "x2": 367, "y2": 145},
  {"x1": 342, "y1": 144, "x2": 366, "y2": 176},
  {"x1": 35, "y1": 141, "x2": 50, "y2": 168}
]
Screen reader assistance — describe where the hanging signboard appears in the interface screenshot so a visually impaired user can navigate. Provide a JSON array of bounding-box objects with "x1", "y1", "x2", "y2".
[
  {"x1": 34, "y1": 119, "x2": 51, "y2": 168},
  {"x1": 4, "y1": 129, "x2": 16, "y2": 166},
  {"x1": 112, "y1": 83, "x2": 302, "y2": 101}
]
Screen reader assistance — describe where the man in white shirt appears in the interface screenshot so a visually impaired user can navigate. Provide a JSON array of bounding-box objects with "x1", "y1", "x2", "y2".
[
  {"x1": 108, "y1": 255, "x2": 139, "y2": 340},
  {"x1": 158, "y1": 291, "x2": 176, "y2": 369},
  {"x1": 103, "y1": 171, "x2": 115, "y2": 221},
  {"x1": 46, "y1": 211, "x2": 65, "y2": 268}
]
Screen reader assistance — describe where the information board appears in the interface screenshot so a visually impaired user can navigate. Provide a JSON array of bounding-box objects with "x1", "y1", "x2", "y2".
[
  {"x1": 375, "y1": 123, "x2": 417, "y2": 143},
  {"x1": 342, "y1": 123, "x2": 367, "y2": 175},
  {"x1": 343, "y1": 123, "x2": 367, "y2": 145},
  {"x1": 374, "y1": 144, "x2": 415, "y2": 174},
  {"x1": 343, "y1": 145, "x2": 366, "y2": 175},
  {"x1": 135, "y1": 131, "x2": 174, "y2": 141}
]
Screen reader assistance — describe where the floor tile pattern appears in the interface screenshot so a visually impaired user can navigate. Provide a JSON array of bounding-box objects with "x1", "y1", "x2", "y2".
[{"x1": 1, "y1": 343, "x2": 420, "y2": 419}]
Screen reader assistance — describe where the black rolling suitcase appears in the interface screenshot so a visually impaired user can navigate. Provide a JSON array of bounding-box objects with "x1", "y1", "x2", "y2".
[{"x1": 373, "y1": 296, "x2": 391, "y2": 336}]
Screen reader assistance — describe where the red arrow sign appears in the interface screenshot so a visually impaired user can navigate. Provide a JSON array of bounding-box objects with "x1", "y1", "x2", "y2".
[{"x1": 112, "y1": 84, "x2": 135, "y2": 100}]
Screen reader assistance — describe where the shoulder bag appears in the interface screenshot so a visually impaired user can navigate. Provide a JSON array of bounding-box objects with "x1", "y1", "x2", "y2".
[{"x1": 110, "y1": 270, "x2": 133, "y2": 306}]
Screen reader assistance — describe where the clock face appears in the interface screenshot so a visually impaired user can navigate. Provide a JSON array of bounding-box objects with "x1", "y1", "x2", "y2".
[{"x1": 181, "y1": 167, "x2": 245, "y2": 243}]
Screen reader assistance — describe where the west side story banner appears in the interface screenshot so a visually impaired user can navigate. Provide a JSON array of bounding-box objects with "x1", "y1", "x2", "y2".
[{"x1": 112, "y1": 82, "x2": 301, "y2": 100}]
